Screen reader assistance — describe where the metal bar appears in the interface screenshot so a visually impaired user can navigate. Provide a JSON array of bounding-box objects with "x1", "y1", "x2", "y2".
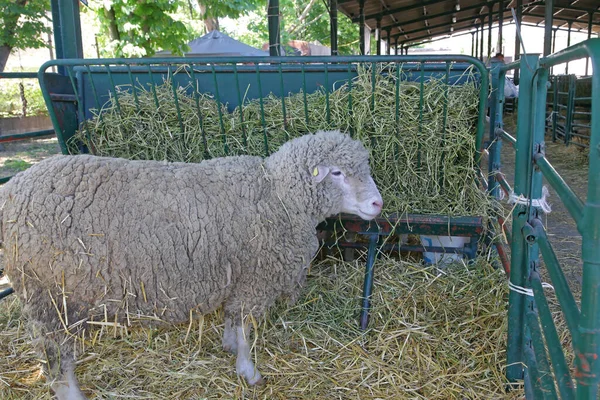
[
  {"x1": 544, "y1": 0, "x2": 553, "y2": 57},
  {"x1": 472, "y1": 31, "x2": 475, "y2": 57},
  {"x1": 494, "y1": 171, "x2": 513, "y2": 196},
  {"x1": 188, "y1": 66, "x2": 209, "y2": 158},
  {"x1": 359, "y1": 0, "x2": 365, "y2": 55},
  {"x1": 0, "y1": 129, "x2": 55, "y2": 143},
  {"x1": 488, "y1": 61, "x2": 502, "y2": 197},
  {"x1": 52, "y1": 0, "x2": 83, "y2": 75},
  {"x1": 530, "y1": 221, "x2": 581, "y2": 340},
  {"x1": 566, "y1": 22, "x2": 572, "y2": 75},
  {"x1": 376, "y1": 17, "x2": 382, "y2": 56},
  {"x1": 498, "y1": 0, "x2": 504, "y2": 52},
  {"x1": 525, "y1": 310, "x2": 559, "y2": 398},
  {"x1": 534, "y1": 154, "x2": 584, "y2": 223},
  {"x1": 268, "y1": 0, "x2": 281, "y2": 56},
  {"x1": 211, "y1": 64, "x2": 227, "y2": 155},
  {"x1": 232, "y1": 64, "x2": 248, "y2": 149},
  {"x1": 487, "y1": 3, "x2": 493, "y2": 60},
  {"x1": 0, "y1": 287, "x2": 14, "y2": 300},
  {"x1": 330, "y1": 0, "x2": 338, "y2": 56},
  {"x1": 0, "y1": 72, "x2": 38, "y2": 79},
  {"x1": 506, "y1": 54, "x2": 539, "y2": 383},
  {"x1": 386, "y1": 28, "x2": 391, "y2": 55},
  {"x1": 565, "y1": 74, "x2": 576, "y2": 145},
  {"x1": 352, "y1": 0, "x2": 449, "y2": 22},
  {"x1": 514, "y1": 0, "x2": 522, "y2": 84},
  {"x1": 522, "y1": 337, "x2": 545, "y2": 399},
  {"x1": 497, "y1": 128, "x2": 517, "y2": 146},
  {"x1": 475, "y1": 25, "x2": 479, "y2": 59},
  {"x1": 575, "y1": 38, "x2": 600, "y2": 398},
  {"x1": 359, "y1": 226, "x2": 380, "y2": 330},
  {"x1": 530, "y1": 271, "x2": 576, "y2": 399},
  {"x1": 480, "y1": 18, "x2": 485, "y2": 60},
  {"x1": 586, "y1": 13, "x2": 593, "y2": 75},
  {"x1": 552, "y1": 77, "x2": 558, "y2": 142}
]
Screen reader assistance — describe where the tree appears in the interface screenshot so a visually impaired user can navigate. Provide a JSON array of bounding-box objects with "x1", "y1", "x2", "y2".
[
  {"x1": 0, "y1": 0, "x2": 50, "y2": 72},
  {"x1": 239, "y1": 0, "x2": 361, "y2": 55},
  {"x1": 95, "y1": 0, "x2": 193, "y2": 57},
  {"x1": 194, "y1": 0, "x2": 262, "y2": 34}
]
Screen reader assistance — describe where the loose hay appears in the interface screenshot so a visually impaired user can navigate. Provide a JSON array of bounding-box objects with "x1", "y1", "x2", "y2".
[
  {"x1": 70, "y1": 63, "x2": 493, "y2": 218},
  {"x1": 1, "y1": 255, "x2": 527, "y2": 399}
]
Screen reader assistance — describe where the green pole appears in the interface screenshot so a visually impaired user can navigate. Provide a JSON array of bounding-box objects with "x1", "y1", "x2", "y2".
[
  {"x1": 506, "y1": 53, "x2": 540, "y2": 384},
  {"x1": 376, "y1": 17, "x2": 382, "y2": 56},
  {"x1": 471, "y1": 31, "x2": 475, "y2": 57},
  {"x1": 514, "y1": 0, "x2": 522, "y2": 83},
  {"x1": 585, "y1": 12, "x2": 593, "y2": 75},
  {"x1": 488, "y1": 60, "x2": 503, "y2": 198},
  {"x1": 329, "y1": 0, "x2": 338, "y2": 56},
  {"x1": 575, "y1": 40, "x2": 600, "y2": 400},
  {"x1": 487, "y1": 3, "x2": 493, "y2": 59},
  {"x1": 566, "y1": 22, "x2": 572, "y2": 74},
  {"x1": 51, "y1": 0, "x2": 83, "y2": 75},
  {"x1": 268, "y1": 0, "x2": 281, "y2": 56},
  {"x1": 386, "y1": 27, "x2": 391, "y2": 55},
  {"x1": 480, "y1": 18, "x2": 485, "y2": 60},
  {"x1": 544, "y1": 0, "x2": 553, "y2": 57},
  {"x1": 359, "y1": 0, "x2": 365, "y2": 55},
  {"x1": 498, "y1": 0, "x2": 504, "y2": 53}
]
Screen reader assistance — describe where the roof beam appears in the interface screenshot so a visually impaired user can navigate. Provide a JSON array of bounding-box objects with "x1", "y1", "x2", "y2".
[
  {"x1": 391, "y1": 5, "x2": 511, "y2": 40},
  {"x1": 380, "y1": 0, "x2": 492, "y2": 31},
  {"x1": 526, "y1": 0, "x2": 599, "y2": 14},
  {"x1": 523, "y1": 12, "x2": 600, "y2": 27},
  {"x1": 351, "y1": 0, "x2": 449, "y2": 23}
]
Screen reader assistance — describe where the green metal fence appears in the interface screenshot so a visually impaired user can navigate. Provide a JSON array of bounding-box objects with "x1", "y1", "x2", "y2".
[
  {"x1": 546, "y1": 74, "x2": 592, "y2": 148},
  {"x1": 490, "y1": 38, "x2": 600, "y2": 398},
  {"x1": 37, "y1": 54, "x2": 489, "y2": 329}
]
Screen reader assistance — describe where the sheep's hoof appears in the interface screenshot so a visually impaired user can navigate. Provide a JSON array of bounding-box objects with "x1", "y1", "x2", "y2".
[
  {"x1": 223, "y1": 343, "x2": 238, "y2": 355},
  {"x1": 247, "y1": 373, "x2": 265, "y2": 386}
]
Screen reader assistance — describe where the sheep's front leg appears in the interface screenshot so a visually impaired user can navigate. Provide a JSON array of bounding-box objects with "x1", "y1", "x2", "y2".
[
  {"x1": 222, "y1": 317, "x2": 238, "y2": 354},
  {"x1": 235, "y1": 323, "x2": 263, "y2": 385}
]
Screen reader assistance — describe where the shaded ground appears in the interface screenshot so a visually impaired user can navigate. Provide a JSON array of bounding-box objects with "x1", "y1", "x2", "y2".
[
  {"x1": 0, "y1": 138, "x2": 61, "y2": 180},
  {"x1": 498, "y1": 114, "x2": 589, "y2": 296}
]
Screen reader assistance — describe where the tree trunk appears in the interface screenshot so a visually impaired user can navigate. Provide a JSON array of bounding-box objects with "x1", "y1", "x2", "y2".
[
  {"x1": 197, "y1": 3, "x2": 219, "y2": 33},
  {"x1": 0, "y1": 46, "x2": 11, "y2": 73},
  {"x1": 103, "y1": 6, "x2": 121, "y2": 41},
  {"x1": 0, "y1": 0, "x2": 28, "y2": 73}
]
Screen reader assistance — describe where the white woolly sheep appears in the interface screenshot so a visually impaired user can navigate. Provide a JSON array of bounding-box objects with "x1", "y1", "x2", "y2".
[{"x1": 0, "y1": 130, "x2": 383, "y2": 399}]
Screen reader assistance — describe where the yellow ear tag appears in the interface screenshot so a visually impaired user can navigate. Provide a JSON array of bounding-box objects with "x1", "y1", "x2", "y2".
[{"x1": 312, "y1": 167, "x2": 319, "y2": 176}]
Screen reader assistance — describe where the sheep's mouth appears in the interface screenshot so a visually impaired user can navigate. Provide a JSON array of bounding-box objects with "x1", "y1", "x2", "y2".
[{"x1": 357, "y1": 209, "x2": 380, "y2": 220}]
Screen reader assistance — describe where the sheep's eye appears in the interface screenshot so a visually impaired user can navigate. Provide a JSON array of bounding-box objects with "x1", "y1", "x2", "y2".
[{"x1": 331, "y1": 171, "x2": 342, "y2": 176}]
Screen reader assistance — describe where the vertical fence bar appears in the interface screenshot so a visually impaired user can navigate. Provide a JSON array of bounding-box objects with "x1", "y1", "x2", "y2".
[
  {"x1": 488, "y1": 61, "x2": 501, "y2": 197},
  {"x1": 506, "y1": 54, "x2": 539, "y2": 383},
  {"x1": 575, "y1": 44, "x2": 600, "y2": 400},
  {"x1": 565, "y1": 74, "x2": 576, "y2": 146},
  {"x1": 552, "y1": 78, "x2": 558, "y2": 142},
  {"x1": 187, "y1": 65, "x2": 209, "y2": 159}
]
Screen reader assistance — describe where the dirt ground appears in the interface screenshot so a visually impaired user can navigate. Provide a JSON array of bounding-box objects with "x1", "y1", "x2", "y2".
[
  {"x1": 498, "y1": 113, "x2": 589, "y2": 297},
  {"x1": 0, "y1": 138, "x2": 62, "y2": 180}
]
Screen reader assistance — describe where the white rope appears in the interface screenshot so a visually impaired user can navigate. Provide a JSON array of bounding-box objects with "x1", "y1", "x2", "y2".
[
  {"x1": 508, "y1": 281, "x2": 554, "y2": 296},
  {"x1": 508, "y1": 185, "x2": 552, "y2": 214},
  {"x1": 546, "y1": 110, "x2": 557, "y2": 122}
]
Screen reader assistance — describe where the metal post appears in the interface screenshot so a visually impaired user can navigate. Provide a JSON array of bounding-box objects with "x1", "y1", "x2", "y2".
[
  {"x1": 566, "y1": 22, "x2": 572, "y2": 74},
  {"x1": 488, "y1": 60, "x2": 502, "y2": 197},
  {"x1": 480, "y1": 17, "x2": 485, "y2": 60},
  {"x1": 514, "y1": 0, "x2": 522, "y2": 84},
  {"x1": 550, "y1": 28, "x2": 558, "y2": 75},
  {"x1": 498, "y1": 0, "x2": 504, "y2": 53},
  {"x1": 386, "y1": 27, "x2": 391, "y2": 55},
  {"x1": 585, "y1": 12, "x2": 593, "y2": 75},
  {"x1": 506, "y1": 53, "x2": 540, "y2": 384},
  {"x1": 471, "y1": 31, "x2": 475, "y2": 57},
  {"x1": 394, "y1": 37, "x2": 399, "y2": 55},
  {"x1": 329, "y1": 0, "x2": 338, "y2": 56},
  {"x1": 51, "y1": 0, "x2": 83, "y2": 74},
  {"x1": 475, "y1": 25, "x2": 479, "y2": 58},
  {"x1": 487, "y1": 3, "x2": 493, "y2": 60},
  {"x1": 376, "y1": 17, "x2": 382, "y2": 56},
  {"x1": 359, "y1": 0, "x2": 365, "y2": 55},
  {"x1": 575, "y1": 42, "x2": 600, "y2": 398},
  {"x1": 268, "y1": 0, "x2": 281, "y2": 56},
  {"x1": 543, "y1": 0, "x2": 553, "y2": 57}
]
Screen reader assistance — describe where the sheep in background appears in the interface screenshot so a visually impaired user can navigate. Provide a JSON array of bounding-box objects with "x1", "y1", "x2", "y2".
[{"x1": 0, "y1": 130, "x2": 383, "y2": 399}]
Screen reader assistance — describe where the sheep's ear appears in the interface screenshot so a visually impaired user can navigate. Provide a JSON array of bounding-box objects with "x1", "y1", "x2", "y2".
[{"x1": 311, "y1": 165, "x2": 330, "y2": 183}]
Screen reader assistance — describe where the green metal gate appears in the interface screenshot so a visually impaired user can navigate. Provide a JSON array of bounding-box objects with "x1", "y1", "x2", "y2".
[{"x1": 489, "y1": 38, "x2": 600, "y2": 398}]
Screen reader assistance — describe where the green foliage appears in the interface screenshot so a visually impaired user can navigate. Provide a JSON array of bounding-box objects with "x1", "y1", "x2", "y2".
[
  {"x1": 95, "y1": 0, "x2": 193, "y2": 57},
  {"x1": 0, "y1": 0, "x2": 50, "y2": 50},
  {"x1": 0, "y1": 80, "x2": 47, "y2": 118},
  {"x1": 239, "y1": 0, "x2": 360, "y2": 55},
  {"x1": 3, "y1": 159, "x2": 32, "y2": 172},
  {"x1": 195, "y1": 0, "x2": 261, "y2": 19}
]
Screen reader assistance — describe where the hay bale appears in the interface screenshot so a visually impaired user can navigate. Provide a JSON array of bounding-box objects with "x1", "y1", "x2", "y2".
[{"x1": 70, "y1": 64, "x2": 493, "y2": 218}]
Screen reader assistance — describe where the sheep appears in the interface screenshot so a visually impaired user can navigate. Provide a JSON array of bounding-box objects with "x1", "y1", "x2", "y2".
[{"x1": 0, "y1": 130, "x2": 383, "y2": 399}]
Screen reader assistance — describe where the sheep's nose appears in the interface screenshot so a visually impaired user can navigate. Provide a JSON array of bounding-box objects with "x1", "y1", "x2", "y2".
[{"x1": 372, "y1": 199, "x2": 383, "y2": 210}]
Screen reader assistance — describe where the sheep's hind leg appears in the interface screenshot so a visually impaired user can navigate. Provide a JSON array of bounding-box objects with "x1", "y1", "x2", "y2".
[
  {"x1": 235, "y1": 322, "x2": 263, "y2": 385},
  {"x1": 222, "y1": 317, "x2": 238, "y2": 354},
  {"x1": 40, "y1": 335, "x2": 86, "y2": 400}
]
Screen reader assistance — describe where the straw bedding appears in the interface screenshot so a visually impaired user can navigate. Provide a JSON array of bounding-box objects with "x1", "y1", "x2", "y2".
[{"x1": 1, "y1": 253, "x2": 527, "y2": 399}]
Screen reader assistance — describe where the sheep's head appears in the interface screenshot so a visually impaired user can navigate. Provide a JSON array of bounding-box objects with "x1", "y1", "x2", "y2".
[{"x1": 266, "y1": 130, "x2": 383, "y2": 222}]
